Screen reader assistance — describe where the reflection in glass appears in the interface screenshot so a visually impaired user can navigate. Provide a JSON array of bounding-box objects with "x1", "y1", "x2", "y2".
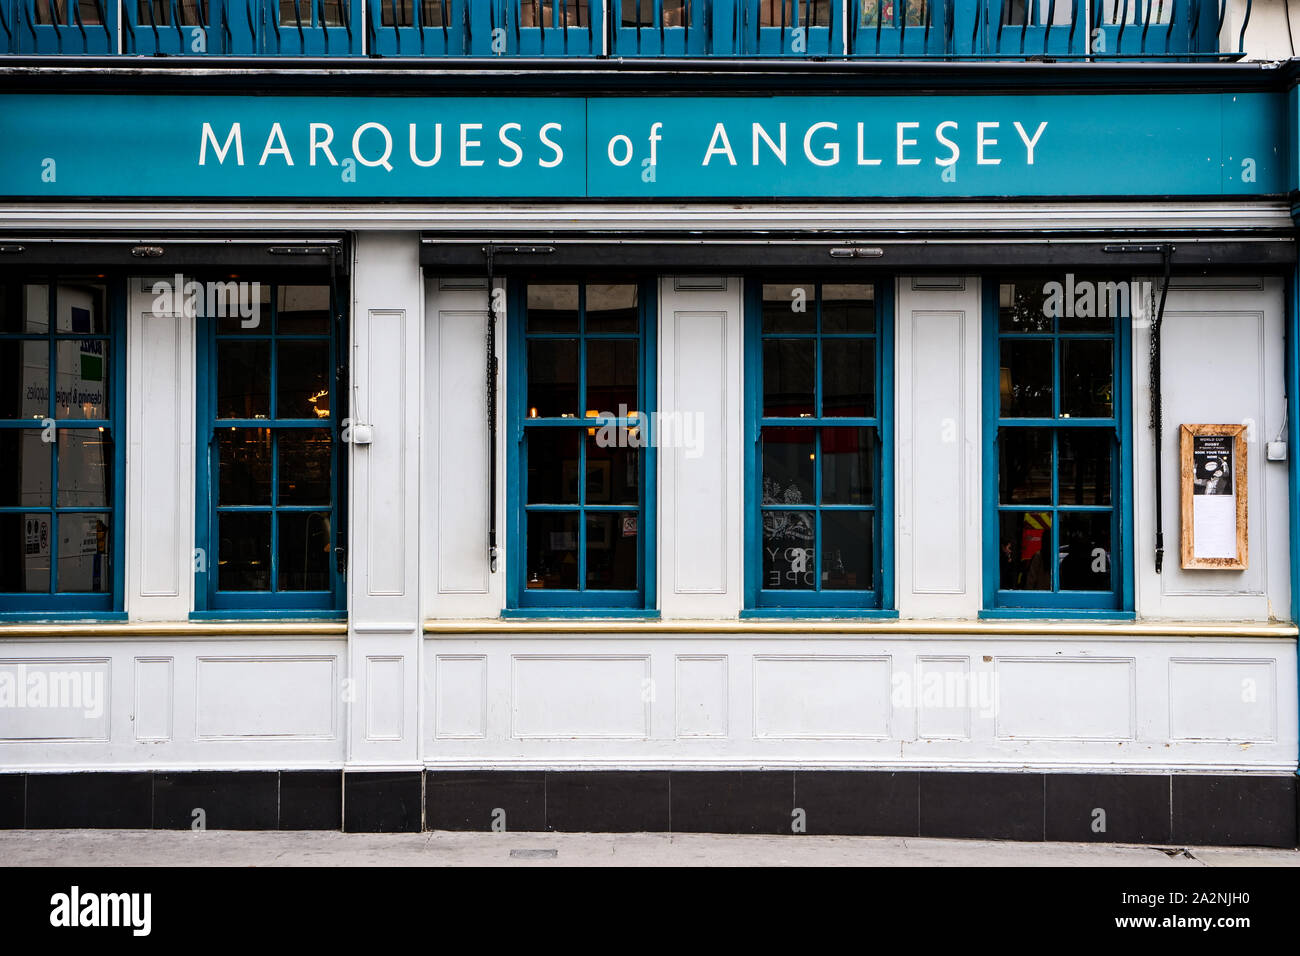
[
  {"x1": 762, "y1": 427, "x2": 815, "y2": 505},
  {"x1": 527, "y1": 284, "x2": 580, "y2": 333},
  {"x1": 585, "y1": 511, "x2": 638, "y2": 590},
  {"x1": 763, "y1": 510, "x2": 815, "y2": 589},
  {"x1": 527, "y1": 339, "x2": 578, "y2": 417},
  {"x1": 1058, "y1": 430, "x2": 1112, "y2": 506},
  {"x1": 0, "y1": 341, "x2": 50, "y2": 419},
  {"x1": 821, "y1": 283, "x2": 874, "y2": 333},
  {"x1": 585, "y1": 284, "x2": 638, "y2": 333},
  {"x1": 278, "y1": 511, "x2": 331, "y2": 591},
  {"x1": 218, "y1": 428, "x2": 272, "y2": 506},
  {"x1": 277, "y1": 285, "x2": 331, "y2": 334},
  {"x1": 822, "y1": 510, "x2": 872, "y2": 590},
  {"x1": 1000, "y1": 339, "x2": 1052, "y2": 417},
  {"x1": 277, "y1": 340, "x2": 331, "y2": 419},
  {"x1": 57, "y1": 429, "x2": 112, "y2": 507},
  {"x1": 1058, "y1": 512, "x2": 1112, "y2": 591},
  {"x1": 763, "y1": 339, "x2": 815, "y2": 417},
  {"x1": 762, "y1": 283, "x2": 816, "y2": 333},
  {"x1": 1060, "y1": 339, "x2": 1113, "y2": 418},
  {"x1": 55, "y1": 282, "x2": 107, "y2": 334},
  {"x1": 218, "y1": 512, "x2": 271, "y2": 591},
  {"x1": 54, "y1": 339, "x2": 109, "y2": 419},
  {"x1": 278, "y1": 430, "x2": 333, "y2": 506},
  {"x1": 999, "y1": 428, "x2": 1052, "y2": 505},
  {"x1": 0, "y1": 512, "x2": 51, "y2": 592},
  {"x1": 0, "y1": 431, "x2": 51, "y2": 507},
  {"x1": 821, "y1": 427, "x2": 873, "y2": 505},
  {"x1": 586, "y1": 339, "x2": 637, "y2": 415},
  {"x1": 217, "y1": 340, "x2": 270, "y2": 419},
  {"x1": 822, "y1": 339, "x2": 873, "y2": 417},
  {"x1": 55, "y1": 513, "x2": 110, "y2": 592},
  {"x1": 526, "y1": 511, "x2": 579, "y2": 590},
  {"x1": 999, "y1": 510, "x2": 1052, "y2": 590}
]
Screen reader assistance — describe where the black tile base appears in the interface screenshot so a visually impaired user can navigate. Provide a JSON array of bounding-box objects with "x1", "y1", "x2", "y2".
[
  {"x1": 796, "y1": 771, "x2": 919, "y2": 836},
  {"x1": 547, "y1": 771, "x2": 670, "y2": 832},
  {"x1": 426, "y1": 771, "x2": 545, "y2": 832},
  {"x1": 280, "y1": 771, "x2": 343, "y2": 830},
  {"x1": 154, "y1": 772, "x2": 279, "y2": 830},
  {"x1": 669, "y1": 771, "x2": 795, "y2": 834},
  {"x1": 1172, "y1": 775, "x2": 1297, "y2": 848},
  {"x1": 343, "y1": 771, "x2": 422, "y2": 833},
  {"x1": 0, "y1": 775, "x2": 24, "y2": 829},
  {"x1": 920, "y1": 772, "x2": 1045, "y2": 841},
  {"x1": 25, "y1": 772, "x2": 153, "y2": 829},
  {"x1": 1045, "y1": 774, "x2": 1171, "y2": 845},
  {"x1": 0, "y1": 769, "x2": 1293, "y2": 847}
]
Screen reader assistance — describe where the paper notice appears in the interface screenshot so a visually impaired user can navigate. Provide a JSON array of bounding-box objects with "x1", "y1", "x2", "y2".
[{"x1": 1193, "y1": 495, "x2": 1237, "y2": 559}]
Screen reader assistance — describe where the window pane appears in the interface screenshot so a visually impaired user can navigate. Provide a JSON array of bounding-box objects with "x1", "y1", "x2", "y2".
[
  {"x1": 586, "y1": 432, "x2": 639, "y2": 506},
  {"x1": 999, "y1": 510, "x2": 1052, "y2": 591},
  {"x1": 762, "y1": 426, "x2": 815, "y2": 505},
  {"x1": 521, "y1": 0, "x2": 588, "y2": 26},
  {"x1": 0, "y1": 513, "x2": 51, "y2": 592},
  {"x1": 0, "y1": 340, "x2": 48, "y2": 419},
  {"x1": 0, "y1": 284, "x2": 46, "y2": 333},
  {"x1": 822, "y1": 510, "x2": 872, "y2": 590},
  {"x1": 821, "y1": 427, "x2": 873, "y2": 505},
  {"x1": 762, "y1": 283, "x2": 816, "y2": 333},
  {"x1": 760, "y1": 0, "x2": 829, "y2": 25},
  {"x1": 586, "y1": 339, "x2": 637, "y2": 416},
  {"x1": 762, "y1": 510, "x2": 815, "y2": 590},
  {"x1": 1060, "y1": 277, "x2": 1122, "y2": 333},
  {"x1": 527, "y1": 339, "x2": 578, "y2": 417},
  {"x1": 216, "y1": 340, "x2": 270, "y2": 419},
  {"x1": 0, "y1": 430, "x2": 51, "y2": 506},
  {"x1": 277, "y1": 340, "x2": 331, "y2": 419},
  {"x1": 278, "y1": 430, "x2": 333, "y2": 506},
  {"x1": 54, "y1": 339, "x2": 109, "y2": 419},
  {"x1": 822, "y1": 339, "x2": 874, "y2": 417},
  {"x1": 56, "y1": 282, "x2": 107, "y2": 334},
  {"x1": 585, "y1": 283, "x2": 638, "y2": 334},
  {"x1": 585, "y1": 511, "x2": 638, "y2": 590},
  {"x1": 526, "y1": 511, "x2": 579, "y2": 590},
  {"x1": 75, "y1": 0, "x2": 101, "y2": 24},
  {"x1": 1058, "y1": 512, "x2": 1112, "y2": 591},
  {"x1": 278, "y1": 511, "x2": 331, "y2": 591},
  {"x1": 999, "y1": 339, "x2": 1052, "y2": 417},
  {"x1": 821, "y1": 283, "x2": 875, "y2": 333},
  {"x1": 217, "y1": 428, "x2": 272, "y2": 505},
  {"x1": 420, "y1": 0, "x2": 446, "y2": 27},
  {"x1": 763, "y1": 339, "x2": 815, "y2": 417},
  {"x1": 277, "y1": 285, "x2": 331, "y2": 335},
  {"x1": 998, "y1": 279, "x2": 1052, "y2": 334},
  {"x1": 55, "y1": 513, "x2": 110, "y2": 593},
  {"x1": 218, "y1": 511, "x2": 271, "y2": 591},
  {"x1": 216, "y1": 282, "x2": 270, "y2": 335},
  {"x1": 381, "y1": 0, "x2": 413, "y2": 27},
  {"x1": 527, "y1": 428, "x2": 581, "y2": 504},
  {"x1": 999, "y1": 428, "x2": 1052, "y2": 505},
  {"x1": 527, "y1": 284, "x2": 579, "y2": 334},
  {"x1": 1060, "y1": 339, "x2": 1113, "y2": 418},
  {"x1": 280, "y1": 0, "x2": 311, "y2": 25},
  {"x1": 57, "y1": 429, "x2": 112, "y2": 507},
  {"x1": 1058, "y1": 430, "x2": 1112, "y2": 506}
]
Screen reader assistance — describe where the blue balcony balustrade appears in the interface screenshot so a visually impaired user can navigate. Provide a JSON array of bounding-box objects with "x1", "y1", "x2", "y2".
[{"x1": 0, "y1": 0, "x2": 1245, "y2": 58}]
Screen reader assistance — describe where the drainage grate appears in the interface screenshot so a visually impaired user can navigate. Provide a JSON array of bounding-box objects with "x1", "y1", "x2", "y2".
[{"x1": 509, "y1": 848, "x2": 558, "y2": 859}]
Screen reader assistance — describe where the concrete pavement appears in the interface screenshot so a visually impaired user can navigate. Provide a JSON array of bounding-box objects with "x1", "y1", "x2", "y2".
[{"x1": 0, "y1": 829, "x2": 1297, "y2": 866}]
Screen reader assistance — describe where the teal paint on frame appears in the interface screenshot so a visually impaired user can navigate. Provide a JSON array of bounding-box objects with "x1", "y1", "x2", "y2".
[{"x1": 0, "y1": 90, "x2": 1286, "y2": 200}]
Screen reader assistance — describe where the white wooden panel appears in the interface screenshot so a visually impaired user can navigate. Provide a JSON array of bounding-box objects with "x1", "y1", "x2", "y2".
[
  {"x1": 916, "y1": 656, "x2": 972, "y2": 740},
  {"x1": 132, "y1": 656, "x2": 173, "y2": 742},
  {"x1": 0, "y1": 658, "x2": 111, "y2": 741},
  {"x1": 657, "y1": 277, "x2": 743, "y2": 617},
  {"x1": 895, "y1": 277, "x2": 982, "y2": 618},
  {"x1": 436, "y1": 310, "x2": 491, "y2": 594},
  {"x1": 364, "y1": 309, "x2": 408, "y2": 597},
  {"x1": 752, "y1": 656, "x2": 891, "y2": 739},
  {"x1": 995, "y1": 658, "x2": 1135, "y2": 741},
  {"x1": 674, "y1": 655, "x2": 728, "y2": 738},
  {"x1": 1169, "y1": 658, "x2": 1276, "y2": 742},
  {"x1": 195, "y1": 657, "x2": 336, "y2": 739},
  {"x1": 511, "y1": 655, "x2": 651, "y2": 738},
  {"x1": 365, "y1": 656, "x2": 405, "y2": 741},
  {"x1": 435, "y1": 655, "x2": 487, "y2": 739},
  {"x1": 126, "y1": 278, "x2": 194, "y2": 620}
]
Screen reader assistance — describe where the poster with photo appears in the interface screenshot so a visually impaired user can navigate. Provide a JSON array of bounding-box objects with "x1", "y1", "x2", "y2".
[{"x1": 1180, "y1": 425, "x2": 1247, "y2": 569}]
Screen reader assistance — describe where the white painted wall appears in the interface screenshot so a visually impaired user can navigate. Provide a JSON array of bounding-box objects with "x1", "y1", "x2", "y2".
[
  {"x1": 895, "y1": 276, "x2": 983, "y2": 618},
  {"x1": 1133, "y1": 276, "x2": 1290, "y2": 620},
  {"x1": 346, "y1": 233, "x2": 424, "y2": 769}
]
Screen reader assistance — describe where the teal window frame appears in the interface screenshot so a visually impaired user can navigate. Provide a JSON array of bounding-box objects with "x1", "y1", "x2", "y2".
[
  {"x1": 981, "y1": 274, "x2": 1134, "y2": 618},
  {"x1": 743, "y1": 277, "x2": 895, "y2": 616}
]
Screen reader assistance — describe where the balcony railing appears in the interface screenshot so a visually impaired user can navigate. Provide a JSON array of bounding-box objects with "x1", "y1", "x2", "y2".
[{"x1": 0, "y1": 0, "x2": 1249, "y2": 58}]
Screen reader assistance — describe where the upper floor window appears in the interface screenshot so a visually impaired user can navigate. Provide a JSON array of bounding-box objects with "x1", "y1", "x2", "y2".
[
  {"x1": 622, "y1": 0, "x2": 687, "y2": 26},
  {"x1": 521, "y1": 0, "x2": 590, "y2": 27},
  {"x1": 760, "y1": 0, "x2": 830, "y2": 26},
  {"x1": 745, "y1": 280, "x2": 892, "y2": 612},
  {"x1": 508, "y1": 279, "x2": 655, "y2": 614},
  {"x1": 984, "y1": 276, "x2": 1133, "y2": 614},
  {"x1": 195, "y1": 280, "x2": 345, "y2": 616},
  {"x1": 379, "y1": 0, "x2": 445, "y2": 27},
  {"x1": 0, "y1": 279, "x2": 123, "y2": 617}
]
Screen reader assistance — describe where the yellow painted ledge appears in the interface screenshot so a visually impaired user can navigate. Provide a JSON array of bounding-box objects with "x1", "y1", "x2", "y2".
[
  {"x1": 423, "y1": 619, "x2": 1299, "y2": 638},
  {"x1": 0, "y1": 622, "x2": 347, "y2": 638}
]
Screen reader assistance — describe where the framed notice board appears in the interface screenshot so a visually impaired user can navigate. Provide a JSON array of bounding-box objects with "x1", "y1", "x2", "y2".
[{"x1": 1180, "y1": 424, "x2": 1248, "y2": 570}]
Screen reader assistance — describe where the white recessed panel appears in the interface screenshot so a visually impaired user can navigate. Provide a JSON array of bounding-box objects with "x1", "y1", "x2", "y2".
[
  {"x1": 916, "y1": 656, "x2": 973, "y2": 740},
  {"x1": 995, "y1": 658, "x2": 1135, "y2": 740},
  {"x1": 675, "y1": 655, "x2": 728, "y2": 738},
  {"x1": 195, "y1": 657, "x2": 336, "y2": 739},
  {"x1": 753, "y1": 656, "x2": 891, "y2": 739},
  {"x1": 435, "y1": 655, "x2": 488, "y2": 739},
  {"x1": 366, "y1": 656, "x2": 405, "y2": 741},
  {"x1": 1170, "y1": 659, "x2": 1276, "y2": 742},
  {"x1": 133, "y1": 657, "x2": 173, "y2": 742},
  {"x1": 512, "y1": 656, "x2": 650, "y2": 738},
  {"x1": 0, "y1": 658, "x2": 111, "y2": 742}
]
